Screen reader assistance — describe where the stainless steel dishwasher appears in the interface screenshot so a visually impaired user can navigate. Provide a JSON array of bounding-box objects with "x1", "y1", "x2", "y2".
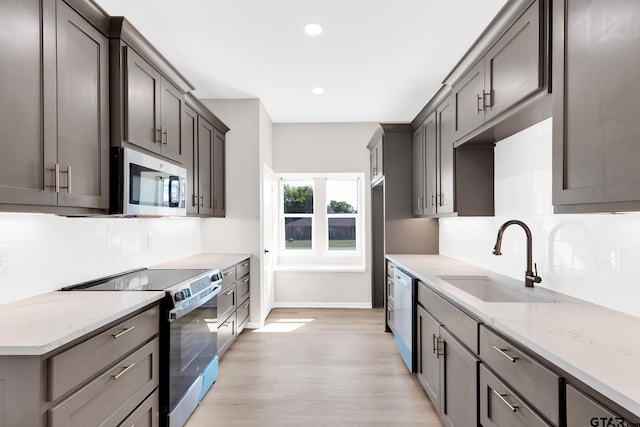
[{"x1": 393, "y1": 268, "x2": 415, "y2": 372}]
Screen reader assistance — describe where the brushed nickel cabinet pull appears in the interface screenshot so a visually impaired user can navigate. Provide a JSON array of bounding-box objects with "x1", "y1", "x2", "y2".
[
  {"x1": 244, "y1": 278, "x2": 249, "y2": 283},
  {"x1": 477, "y1": 94, "x2": 484, "y2": 113},
  {"x1": 431, "y1": 194, "x2": 436, "y2": 205},
  {"x1": 224, "y1": 271, "x2": 233, "y2": 277},
  {"x1": 112, "y1": 325, "x2": 136, "y2": 339},
  {"x1": 199, "y1": 195, "x2": 204, "y2": 207},
  {"x1": 242, "y1": 262, "x2": 249, "y2": 267},
  {"x1": 432, "y1": 333, "x2": 437, "y2": 354},
  {"x1": 55, "y1": 163, "x2": 60, "y2": 193},
  {"x1": 112, "y1": 362, "x2": 136, "y2": 380},
  {"x1": 492, "y1": 389, "x2": 519, "y2": 412},
  {"x1": 61, "y1": 166, "x2": 71, "y2": 193},
  {"x1": 483, "y1": 90, "x2": 492, "y2": 109},
  {"x1": 492, "y1": 345, "x2": 519, "y2": 362},
  {"x1": 225, "y1": 289, "x2": 234, "y2": 296},
  {"x1": 156, "y1": 128, "x2": 162, "y2": 144},
  {"x1": 243, "y1": 303, "x2": 249, "y2": 309},
  {"x1": 162, "y1": 128, "x2": 168, "y2": 146}
]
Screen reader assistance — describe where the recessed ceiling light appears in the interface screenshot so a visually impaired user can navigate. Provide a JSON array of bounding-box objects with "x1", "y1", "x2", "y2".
[
  {"x1": 304, "y1": 22, "x2": 323, "y2": 36},
  {"x1": 312, "y1": 87, "x2": 325, "y2": 95}
]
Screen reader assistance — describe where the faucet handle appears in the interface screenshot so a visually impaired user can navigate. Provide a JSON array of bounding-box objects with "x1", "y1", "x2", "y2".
[{"x1": 532, "y1": 263, "x2": 542, "y2": 283}]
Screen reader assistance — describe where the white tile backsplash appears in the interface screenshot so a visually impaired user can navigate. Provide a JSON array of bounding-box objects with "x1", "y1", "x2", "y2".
[
  {"x1": 0, "y1": 214, "x2": 202, "y2": 305},
  {"x1": 440, "y1": 117, "x2": 640, "y2": 317}
]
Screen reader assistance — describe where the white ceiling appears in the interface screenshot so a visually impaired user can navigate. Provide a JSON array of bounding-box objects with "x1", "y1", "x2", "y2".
[{"x1": 94, "y1": 0, "x2": 508, "y2": 123}]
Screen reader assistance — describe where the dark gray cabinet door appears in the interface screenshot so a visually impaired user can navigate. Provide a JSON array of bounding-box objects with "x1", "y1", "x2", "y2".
[
  {"x1": 213, "y1": 129, "x2": 226, "y2": 217},
  {"x1": 417, "y1": 305, "x2": 441, "y2": 412},
  {"x1": 159, "y1": 79, "x2": 184, "y2": 163},
  {"x1": 454, "y1": 60, "x2": 485, "y2": 139},
  {"x1": 56, "y1": 0, "x2": 109, "y2": 209},
  {"x1": 437, "y1": 95, "x2": 455, "y2": 214},
  {"x1": 484, "y1": 0, "x2": 542, "y2": 122},
  {"x1": 125, "y1": 47, "x2": 162, "y2": 154},
  {"x1": 423, "y1": 111, "x2": 438, "y2": 216},
  {"x1": 0, "y1": 0, "x2": 57, "y2": 206},
  {"x1": 197, "y1": 117, "x2": 214, "y2": 216},
  {"x1": 412, "y1": 126, "x2": 424, "y2": 216},
  {"x1": 552, "y1": 0, "x2": 640, "y2": 213},
  {"x1": 183, "y1": 105, "x2": 199, "y2": 215},
  {"x1": 440, "y1": 327, "x2": 478, "y2": 427}
]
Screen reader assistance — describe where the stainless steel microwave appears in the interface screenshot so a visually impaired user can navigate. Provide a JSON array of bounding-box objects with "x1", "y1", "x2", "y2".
[{"x1": 110, "y1": 147, "x2": 187, "y2": 216}]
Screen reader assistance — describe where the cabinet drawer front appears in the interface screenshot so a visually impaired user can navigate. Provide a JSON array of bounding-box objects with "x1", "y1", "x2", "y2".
[
  {"x1": 48, "y1": 306, "x2": 159, "y2": 402},
  {"x1": 480, "y1": 326, "x2": 561, "y2": 425},
  {"x1": 386, "y1": 276, "x2": 394, "y2": 303},
  {"x1": 386, "y1": 303, "x2": 394, "y2": 332},
  {"x1": 418, "y1": 282, "x2": 478, "y2": 353},
  {"x1": 119, "y1": 388, "x2": 159, "y2": 427},
  {"x1": 237, "y1": 298, "x2": 250, "y2": 333},
  {"x1": 236, "y1": 259, "x2": 250, "y2": 279},
  {"x1": 386, "y1": 261, "x2": 395, "y2": 278},
  {"x1": 218, "y1": 283, "x2": 236, "y2": 322},
  {"x1": 236, "y1": 275, "x2": 250, "y2": 302},
  {"x1": 48, "y1": 338, "x2": 159, "y2": 427},
  {"x1": 217, "y1": 312, "x2": 236, "y2": 356},
  {"x1": 221, "y1": 266, "x2": 236, "y2": 288},
  {"x1": 566, "y1": 385, "x2": 621, "y2": 427},
  {"x1": 480, "y1": 364, "x2": 551, "y2": 427}
]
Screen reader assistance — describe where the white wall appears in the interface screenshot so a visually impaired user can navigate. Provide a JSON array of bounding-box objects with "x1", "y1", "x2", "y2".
[
  {"x1": 440, "y1": 118, "x2": 640, "y2": 317},
  {"x1": 0, "y1": 214, "x2": 201, "y2": 305},
  {"x1": 272, "y1": 122, "x2": 380, "y2": 307},
  {"x1": 200, "y1": 99, "x2": 273, "y2": 326}
]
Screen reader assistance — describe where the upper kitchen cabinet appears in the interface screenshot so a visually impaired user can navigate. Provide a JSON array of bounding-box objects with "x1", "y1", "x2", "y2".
[
  {"x1": 0, "y1": 0, "x2": 110, "y2": 213},
  {"x1": 413, "y1": 92, "x2": 494, "y2": 218},
  {"x1": 368, "y1": 130, "x2": 384, "y2": 186},
  {"x1": 184, "y1": 94, "x2": 230, "y2": 218},
  {"x1": 450, "y1": 0, "x2": 550, "y2": 145},
  {"x1": 109, "y1": 18, "x2": 195, "y2": 164},
  {"x1": 552, "y1": 0, "x2": 640, "y2": 213}
]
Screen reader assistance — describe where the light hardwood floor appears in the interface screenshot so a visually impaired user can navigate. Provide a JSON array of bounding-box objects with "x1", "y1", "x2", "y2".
[{"x1": 185, "y1": 308, "x2": 443, "y2": 427}]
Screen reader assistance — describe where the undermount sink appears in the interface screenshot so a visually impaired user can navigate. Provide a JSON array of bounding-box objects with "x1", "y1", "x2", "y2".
[{"x1": 437, "y1": 275, "x2": 556, "y2": 303}]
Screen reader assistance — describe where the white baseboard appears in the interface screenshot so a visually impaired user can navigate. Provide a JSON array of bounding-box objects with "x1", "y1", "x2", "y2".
[{"x1": 272, "y1": 302, "x2": 372, "y2": 309}]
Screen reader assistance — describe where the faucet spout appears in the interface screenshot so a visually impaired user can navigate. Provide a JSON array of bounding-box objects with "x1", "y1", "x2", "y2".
[{"x1": 492, "y1": 220, "x2": 542, "y2": 287}]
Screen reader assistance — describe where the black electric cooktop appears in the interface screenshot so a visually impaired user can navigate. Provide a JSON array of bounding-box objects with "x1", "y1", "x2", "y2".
[{"x1": 61, "y1": 268, "x2": 209, "y2": 292}]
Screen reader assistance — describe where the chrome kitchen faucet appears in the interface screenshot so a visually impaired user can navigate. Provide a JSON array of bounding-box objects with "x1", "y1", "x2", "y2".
[{"x1": 493, "y1": 220, "x2": 542, "y2": 288}]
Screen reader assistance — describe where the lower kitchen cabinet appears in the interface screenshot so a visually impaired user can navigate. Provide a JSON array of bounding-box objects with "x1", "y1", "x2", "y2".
[
  {"x1": 416, "y1": 304, "x2": 440, "y2": 409},
  {"x1": 566, "y1": 385, "x2": 633, "y2": 427},
  {"x1": 416, "y1": 281, "x2": 479, "y2": 427},
  {"x1": 0, "y1": 303, "x2": 160, "y2": 427},
  {"x1": 218, "y1": 258, "x2": 250, "y2": 357},
  {"x1": 440, "y1": 327, "x2": 478, "y2": 427},
  {"x1": 480, "y1": 364, "x2": 551, "y2": 427}
]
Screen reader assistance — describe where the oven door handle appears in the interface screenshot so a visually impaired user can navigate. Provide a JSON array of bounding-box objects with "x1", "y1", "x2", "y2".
[{"x1": 168, "y1": 285, "x2": 221, "y2": 322}]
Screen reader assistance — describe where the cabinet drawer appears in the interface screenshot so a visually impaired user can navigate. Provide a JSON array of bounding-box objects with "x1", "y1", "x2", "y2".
[
  {"x1": 218, "y1": 312, "x2": 236, "y2": 356},
  {"x1": 237, "y1": 298, "x2": 250, "y2": 333},
  {"x1": 480, "y1": 364, "x2": 551, "y2": 427},
  {"x1": 48, "y1": 338, "x2": 159, "y2": 427},
  {"x1": 237, "y1": 275, "x2": 250, "y2": 302},
  {"x1": 220, "y1": 266, "x2": 236, "y2": 288},
  {"x1": 480, "y1": 325, "x2": 561, "y2": 425},
  {"x1": 119, "y1": 388, "x2": 159, "y2": 427},
  {"x1": 386, "y1": 302, "x2": 395, "y2": 332},
  {"x1": 48, "y1": 305, "x2": 159, "y2": 402},
  {"x1": 218, "y1": 283, "x2": 236, "y2": 322},
  {"x1": 386, "y1": 275, "x2": 394, "y2": 303},
  {"x1": 236, "y1": 259, "x2": 250, "y2": 279},
  {"x1": 566, "y1": 385, "x2": 621, "y2": 427},
  {"x1": 386, "y1": 261, "x2": 395, "y2": 278},
  {"x1": 418, "y1": 282, "x2": 478, "y2": 353}
]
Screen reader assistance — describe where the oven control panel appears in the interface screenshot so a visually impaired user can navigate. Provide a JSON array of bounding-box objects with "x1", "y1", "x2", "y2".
[{"x1": 168, "y1": 269, "x2": 223, "y2": 310}]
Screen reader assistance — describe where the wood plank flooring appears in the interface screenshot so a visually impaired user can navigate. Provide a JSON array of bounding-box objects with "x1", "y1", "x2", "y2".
[{"x1": 185, "y1": 308, "x2": 443, "y2": 427}]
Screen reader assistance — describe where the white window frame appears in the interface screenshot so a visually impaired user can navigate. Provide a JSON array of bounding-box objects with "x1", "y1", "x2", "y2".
[{"x1": 277, "y1": 173, "x2": 365, "y2": 270}]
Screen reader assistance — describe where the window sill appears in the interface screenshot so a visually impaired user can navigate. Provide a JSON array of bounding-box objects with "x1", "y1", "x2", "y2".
[{"x1": 274, "y1": 264, "x2": 366, "y2": 273}]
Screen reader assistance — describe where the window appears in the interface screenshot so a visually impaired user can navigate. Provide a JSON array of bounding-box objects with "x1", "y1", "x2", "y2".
[{"x1": 279, "y1": 174, "x2": 364, "y2": 263}]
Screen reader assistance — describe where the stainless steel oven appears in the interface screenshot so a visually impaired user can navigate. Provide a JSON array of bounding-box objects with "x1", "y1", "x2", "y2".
[{"x1": 62, "y1": 268, "x2": 223, "y2": 427}]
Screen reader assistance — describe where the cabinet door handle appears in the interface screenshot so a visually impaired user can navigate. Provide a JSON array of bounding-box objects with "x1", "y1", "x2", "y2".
[
  {"x1": 477, "y1": 94, "x2": 484, "y2": 113},
  {"x1": 431, "y1": 194, "x2": 436, "y2": 206},
  {"x1": 225, "y1": 289, "x2": 234, "y2": 296},
  {"x1": 243, "y1": 303, "x2": 249, "y2": 309},
  {"x1": 436, "y1": 194, "x2": 441, "y2": 206},
  {"x1": 483, "y1": 90, "x2": 491, "y2": 109},
  {"x1": 54, "y1": 163, "x2": 60, "y2": 193},
  {"x1": 432, "y1": 333, "x2": 437, "y2": 354},
  {"x1": 492, "y1": 389, "x2": 519, "y2": 412},
  {"x1": 112, "y1": 362, "x2": 136, "y2": 380},
  {"x1": 199, "y1": 195, "x2": 204, "y2": 207},
  {"x1": 242, "y1": 262, "x2": 249, "y2": 267},
  {"x1": 162, "y1": 128, "x2": 168, "y2": 146},
  {"x1": 224, "y1": 271, "x2": 233, "y2": 277},
  {"x1": 156, "y1": 128, "x2": 162, "y2": 144},
  {"x1": 492, "y1": 345, "x2": 519, "y2": 362},
  {"x1": 60, "y1": 166, "x2": 71, "y2": 193},
  {"x1": 244, "y1": 278, "x2": 250, "y2": 283},
  {"x1": 112, "y1": 325, "x2": 136, "y2": 339}
]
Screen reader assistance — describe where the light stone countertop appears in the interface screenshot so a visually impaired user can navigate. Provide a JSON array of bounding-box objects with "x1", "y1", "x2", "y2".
[
  {"x1": 387, "y1": 254, "x2": 640, "y2": 418},
  {"x1": 149, "y1": 253, "x2": 251, "y2": 271},
  {"x1": 0, "y1": 290, "x2": 164, "y2": 356}
]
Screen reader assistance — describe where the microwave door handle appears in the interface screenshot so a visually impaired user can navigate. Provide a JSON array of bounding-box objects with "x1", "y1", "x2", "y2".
[{"x1": 168, "y1": 175, "x2": 179, "y2": 207}]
